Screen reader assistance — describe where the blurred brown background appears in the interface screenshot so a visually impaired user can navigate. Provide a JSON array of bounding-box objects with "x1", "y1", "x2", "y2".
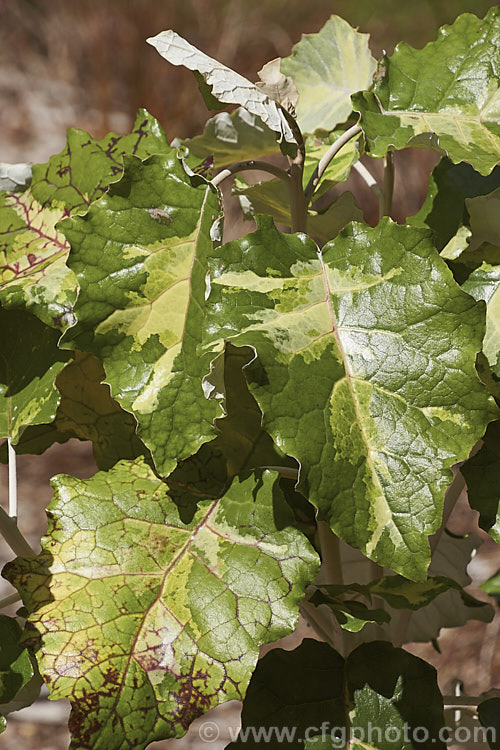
[
  {"x1": 0, "y1": 1, "x2": 499, "y2": 748},
  {"x1": 1, "y1": 0, "x2": 498, "y2": 161}
]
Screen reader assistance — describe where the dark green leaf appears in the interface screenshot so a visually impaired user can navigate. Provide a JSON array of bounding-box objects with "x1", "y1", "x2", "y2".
[
  {"x1": 0, "y1": 308, "x2": 70, "y2": 443},
  {"x1": 408, "y1": 159, "x2": 500, "y2": 252},
  {"x1": 229, "y1": 639, "x2": 445, "y2": 749},
  {"x1": 0, "y1": 614, "x2": 42, "y2": 729},
  {"x1": 478, "y1": 698, "x2": 500, "y2": 750},
  {"x1": 462, "y1": 421, "x2": 500, "y2": 545}
]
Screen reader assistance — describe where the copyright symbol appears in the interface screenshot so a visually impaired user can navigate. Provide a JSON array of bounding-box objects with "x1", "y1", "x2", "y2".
[{"x1": 199, "y1": 721, "x2": 220, "y2": 743}]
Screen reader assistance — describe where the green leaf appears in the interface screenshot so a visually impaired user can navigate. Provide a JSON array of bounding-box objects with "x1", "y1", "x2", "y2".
[
  {"x1": 235, "y1": 177, "x2": 363, "y2": 245},
  {"x1": 203, "y1": 216, "x2": 495, "y2": 580},
  {"x1": 0, "y1": 189, "x2": 77, "y2": 329},
  {"x1": 353, "y1": 9, "x2": 500, "y2": 175},
  {"x1": 281, "y1": 15, "x2": 376, "y2": 135},
  {"x1": 0, "y1": 110, "x2": 170, "y2": 330},
  {"x1": 31, "y1": 109, "x2": 170, "y2": 214},
  {"x1": 0, "y1": 308, "x2": 70, "y2": 443},
  {"x1": 408, "y1": 159, "x2": 500, "y2": 252},
  {"x1": 0, "y1": 614, "x2": 42, "y2": 730},
  {"x1": 462, "y1": 420, "x2": 500, "y2": 545},
  {"x1": 183, "y1": 108, "x2": 281, "y2": 169},
  {"x1": 462, "y1": 262, "x2": 500, "y2": 377},
  {"x1": 4, "y1": 460, "x2": 319, "y2": 749},
  {"x1": 61, "y1": 153, "x2": 222, "y2": 478},
  {"x1": 229, "y1": 639, "x2": 445, "y2": 749},
  {"x1": 147, "y1": 31, "x2": 296, "y2": 145},
  {"x1": 478, "y1": 698, "x2": 500, "y2": 750}
]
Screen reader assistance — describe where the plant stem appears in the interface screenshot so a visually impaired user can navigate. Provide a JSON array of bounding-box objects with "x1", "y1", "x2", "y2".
[
  {"x1": 210, "y1": 160, "x2": 291, "y2": 188},
  {"x1": 317, "y1": 521, "x2": 344, "y2": 586},
  {"x1": 352, "y1": 161, "x2": 383, "y2": 203},
  {"x1": 304, "y1": 124, "x2": 362, "y2": 204},
  {"x1": 381, "y1": 150, "x2": 394, "y2": 218},
  {"x1": 0, "y1": 591, "x2": 21, "y2": 609},
  {"x1": 8, "y1": 437, "x2": 17, "y2": 518},
  {"x1": 288, "y1": 164, "x2": 308, "y2": 233},
  {"x1": 0, "y1": 505, "x2": 36, "y2": 559},
  {"x1": 259, "y1": 465, "x2": 299, "y2": 480},
  {"x1": 282, "y1": 109, "x2": 308, "y2": 233}
]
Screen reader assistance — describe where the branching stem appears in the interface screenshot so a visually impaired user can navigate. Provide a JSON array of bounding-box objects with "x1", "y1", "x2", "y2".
[
  {"x1": 210, "y1": 160, "x2": 290, "y2": 188},
  {"x1": 304, "y1": 124, "x2": 362, "y2": 204}
]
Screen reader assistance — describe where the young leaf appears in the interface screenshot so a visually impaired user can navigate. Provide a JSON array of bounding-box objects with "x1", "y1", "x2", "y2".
[
  {"x1": 255, "y1": 59, "x2": 299, "y2": 113},
  {"x1": 0, "y1": 614, "x2": 43, "y2": 731},
  {"x1": 353, "y1": 9, "x2": 500, "y2": 175},
  {"x1": 280, "y1": 15, "x2": 377, "y2": 135},
  {"x1": 183, "y1": 108, "x2": 281, "y2": 169},
  {"x1": 4, "y1": 461, "x2": 319, "y2": 749},
  {"x1": 0, "y1": 308, "x2": 70, "y2": 443},
  {"x1": 147, "y1": 31, "x2": 296, "y2": 145},
  {"x1": 303, "y1": 131, "x2": 361, "y2": 199},
  {"x1": 229, "y1": 639, "x2": 445, "y2": 749},
  {"x1": 311, "y1": 593, "x2": 391, "y2": 633},
  {"x1": 203, "y1": 216, "x2": 496, "y2": 580},
  {"x1": 61, "y1": 152, "x2": 222, "y2": 478}
]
